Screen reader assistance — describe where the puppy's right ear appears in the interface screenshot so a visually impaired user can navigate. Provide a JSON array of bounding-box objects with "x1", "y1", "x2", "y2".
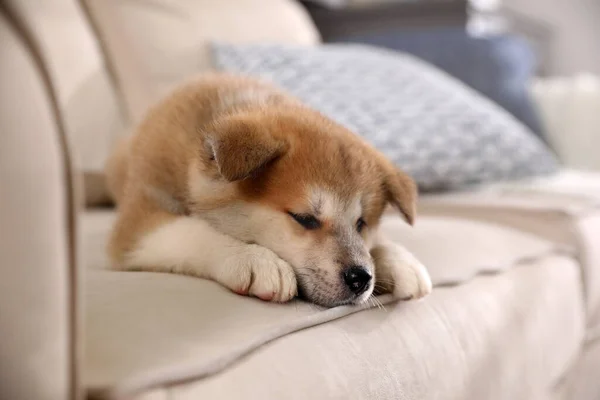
[{"x1": 207, "y1": 115, "x2": 288, "y2": 181}]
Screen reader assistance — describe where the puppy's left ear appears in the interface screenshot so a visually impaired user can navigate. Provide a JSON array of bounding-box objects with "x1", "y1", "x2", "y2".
[
  {"x1": 208, "y1": 115, "x2": 289, "y2": 181},
  {"x1": 384, "y1": 166, "x2": 418, "y2": 225}
]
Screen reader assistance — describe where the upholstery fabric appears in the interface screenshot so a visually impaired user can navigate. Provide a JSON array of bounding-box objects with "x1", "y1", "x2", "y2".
[
  {"x1": 212, "y1": 43, "x2": 558, "y2": 191},
  {"x1": 0, "y1": 10, "x2": 81, "y2": 400},
  {"x1": 83, "y1": 0, "x2": 321, "y2": 124},
  {"x1": 81, "y1": 211, "x2": 575, "y2": 398},
  {"x1": 158, "y1": 258, "x2": 583, "y2": 400},
  {"x1": 3, "y1": 0, "x2": 126, "y2": 189},
  {"x1": 554, "y1": 339, "x2": 600, "y2": 400},
  {"x1": 420, "y1": 169, "x2": 600, "y2": 329},
  {"x1": 85, "y1": 256, "x2": 584, "y2": 400}
]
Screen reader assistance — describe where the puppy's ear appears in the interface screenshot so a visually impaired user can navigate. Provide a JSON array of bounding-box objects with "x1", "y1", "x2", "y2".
[
  {"x1": 384, "y1": 166, "x2": 418, "y2": 225},
  {"x1": 208, "y1": 115, "x2": 288, "y2": 181}
]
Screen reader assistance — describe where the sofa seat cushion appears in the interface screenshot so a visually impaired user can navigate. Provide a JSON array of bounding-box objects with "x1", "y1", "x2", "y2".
[
  {"x1": 554, "y1": 338, "x2": 600, "y2": 400},
  {"x1": 84, "y1": 259, "x2": 584, "y2": 400},
  {"x1": 125, "y1": 256, "x2": 583, "y2": 400},
  {"x1": 82, "y1": 211, "x2": 578, "y2": 398},
  {"x1": 420, "y1": 169, "x2": 600, "y2": 328}
]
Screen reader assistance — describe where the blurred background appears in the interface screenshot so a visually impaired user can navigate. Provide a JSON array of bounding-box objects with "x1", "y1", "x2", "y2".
[
  {"x1": 304, "y1": 0, "x2": 600, "y2": 76},
  {"x1": 300, "y1": 0, "x2": 600, "y2": 171}
]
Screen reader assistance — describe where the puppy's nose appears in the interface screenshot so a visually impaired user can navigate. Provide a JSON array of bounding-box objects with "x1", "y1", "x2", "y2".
[{"x1": 343, "y1": 266, "x2": 372, "y2": 296}]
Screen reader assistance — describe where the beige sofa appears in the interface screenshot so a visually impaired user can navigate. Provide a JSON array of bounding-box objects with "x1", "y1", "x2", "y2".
[{"x1": 1, "y1": 1, "x2": 599, "y2": 399}]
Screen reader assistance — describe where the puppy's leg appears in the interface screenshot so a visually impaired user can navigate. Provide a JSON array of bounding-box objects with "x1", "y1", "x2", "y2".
[
  {"x1": 110, "y1": 201, "x2": 297, "y2": 302},
  {"x1": 370, "y1": 237, "x2": 432, "y2": 300}
]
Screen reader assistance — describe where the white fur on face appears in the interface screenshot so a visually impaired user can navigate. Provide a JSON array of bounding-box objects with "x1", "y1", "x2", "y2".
[
  {"x1": 307, "y1": 187, "x2": 371, "y2": 264},
  {"x1": 308, "y1": 187, "x2": 361, "y2": 222}
]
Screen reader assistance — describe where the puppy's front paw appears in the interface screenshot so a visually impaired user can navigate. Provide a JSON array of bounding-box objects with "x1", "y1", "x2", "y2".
[
  {"x1": 219, "y1": 244, "x2": 297, "y2": 302},
  {"x1": 371, "y1": 243, "x2": 432, "y2": 301}
]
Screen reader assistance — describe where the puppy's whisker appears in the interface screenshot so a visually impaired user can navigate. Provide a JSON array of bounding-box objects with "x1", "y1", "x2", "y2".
[
  {"x1": 374, "y1": 284, "x2": 391, "y2": 291},
  {"x1": 375, "y1": 279, "x2": 396, "y2": 285},
  {"x1": 367, "y1": 297, "x2": 375, "y2": 310},
  {"x1": 373, "y1": 295, "x2": 386, "y2": 311},
  {"x1": 368, "y1": 295, "x2": 377, "y2": 310},
  {"x1": 371, "y1": 297, "x2": 380, "y2": 310}
]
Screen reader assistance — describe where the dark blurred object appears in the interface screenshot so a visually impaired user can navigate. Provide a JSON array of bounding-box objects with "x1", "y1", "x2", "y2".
[
  {"x1": 331, "y1": 28, "x2": 546, "y2": 137},
  {"x1": 301, "y1": 0, "x2": 469, "y2": 39},
  {"x1": 300, "y1": 0, "x2": 547, "y2": 138}
]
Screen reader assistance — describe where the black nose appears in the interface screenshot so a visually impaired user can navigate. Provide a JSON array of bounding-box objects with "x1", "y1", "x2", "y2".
[{"x1": 343, "y1": 266, "x2": 372, "y2": 296}]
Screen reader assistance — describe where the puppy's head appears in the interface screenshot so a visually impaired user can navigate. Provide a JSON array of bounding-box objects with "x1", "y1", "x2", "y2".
[{"x1": 189, "y1": 108, "x2": 416, "y2": 307}]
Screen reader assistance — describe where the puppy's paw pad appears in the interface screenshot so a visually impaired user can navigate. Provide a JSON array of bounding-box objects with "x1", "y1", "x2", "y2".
[
  {"x1": 233, "y1": 287, "x2": 249, "y2": 296},
  {"x1": 255, "y1": 292, "x2": 275, "y2": 301}
]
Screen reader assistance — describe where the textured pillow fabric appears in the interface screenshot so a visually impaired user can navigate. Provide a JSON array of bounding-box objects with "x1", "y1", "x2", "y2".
[
  {"x1": 335, "y1": 28, "x2": 547, "y2": 139},
  {"x1": 211, "y1": 43, "x2": 558, "y2": 191}
]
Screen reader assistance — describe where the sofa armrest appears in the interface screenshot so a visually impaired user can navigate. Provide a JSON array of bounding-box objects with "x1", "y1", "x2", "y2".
[
  {"x1": 0, "y1": 10, "x2": 82, "y2": 400},
  {"x1": 530, "y1": 74, "x2": 600, "y2": 171}
]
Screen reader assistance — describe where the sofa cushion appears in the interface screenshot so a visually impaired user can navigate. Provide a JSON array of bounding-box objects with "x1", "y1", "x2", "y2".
[
  {"x1": 420, "y1": 169, "x2": 600, "y2": 330},
  {"x1": 128, "y1": 256, "x2": 583, "y2": 400},
  {"x1": 85, "y1": 256, "x2": 584, "y2": 400},
  {"x1": 211, "y1": 43, "x2": 558, "y2": 191},
  {"x1": 4, "y1": 0, "x2": 126, "y2": 207},
  {"x1": 555, "y1": 338, "x2": 600, "y2": 400},
  {"x1": 83, "y1": 0, "x2": 321, "y2": 124},
  {"x1": 82, "y1": 211, "x2": 576, "y2": 398}
]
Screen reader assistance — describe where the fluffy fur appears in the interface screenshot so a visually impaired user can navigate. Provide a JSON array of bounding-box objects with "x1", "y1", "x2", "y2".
[{"x1": 106, "y1": 73, "x2": 432, "y2": 307}]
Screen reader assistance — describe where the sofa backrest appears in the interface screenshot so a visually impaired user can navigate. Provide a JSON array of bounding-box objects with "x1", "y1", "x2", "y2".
[
  {"x1": 3, "y1": 0, "x2": 320, "y2": 205},
  {"x1": 84, "y1": 0, "x2": 321, "y2": 124},
  {"x1": 4, "y1": 0, "x2": 126, "y2": 205},
  {"x1": 0, "y1": 8, "x2": 81, "y2": 400}
]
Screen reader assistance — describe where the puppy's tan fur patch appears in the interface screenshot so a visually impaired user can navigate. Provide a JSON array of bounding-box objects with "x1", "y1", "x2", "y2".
[{"x1": 106, "y1": 73, "x2": 431, "y2": 307}]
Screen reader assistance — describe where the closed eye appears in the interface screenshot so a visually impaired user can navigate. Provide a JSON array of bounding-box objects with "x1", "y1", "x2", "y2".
[
  {"x1": 288, "y1": 212, "x2": 321, "y2": 230},
  {"x1": 356, "y1": 217, "x2": 367, "y2": 233}
]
